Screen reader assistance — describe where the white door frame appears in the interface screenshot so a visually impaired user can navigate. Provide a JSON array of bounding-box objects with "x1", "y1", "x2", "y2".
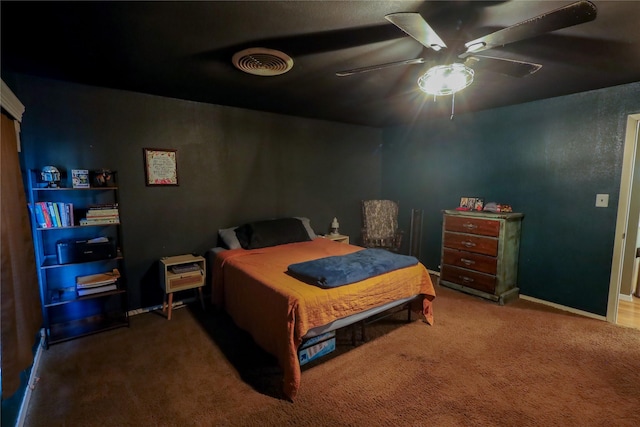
[{"x1": 607, "y1": 113, "x2": 640, "y2": 323}]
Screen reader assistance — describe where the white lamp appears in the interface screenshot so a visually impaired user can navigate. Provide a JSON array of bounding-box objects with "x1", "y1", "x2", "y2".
[{"x1": 331, "y1": 217, "x2": 340, "y2": 235}]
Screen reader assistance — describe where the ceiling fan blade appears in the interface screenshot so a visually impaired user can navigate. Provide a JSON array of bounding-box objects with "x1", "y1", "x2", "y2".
[
  {"x1": 460, "y1": 0, "x2": 597, "y2": 57},
  {"x1": 336, "y1": 57, "x2": 426, "y2": 77},
  {"x1": 385, "y1": 12, "x2": 447, "y2": 51},
  {"x1": 464, "y1": 55, "x2": 542, "y2": 78}
]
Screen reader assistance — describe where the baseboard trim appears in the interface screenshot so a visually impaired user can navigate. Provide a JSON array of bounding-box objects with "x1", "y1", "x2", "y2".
[
  {"x1": 519, "y1": 294, "x2": 606, "y2": 321},
  {"x1": 619, "y1": 293, "x2": 634, "y2": 302},
  {"x1": 127, "y1": 296, "x2": 198, "y2": 317},
  {"x1": 16, "y1": 329, "x2": 45, "y2": 427},
  {"x1": 427, "y1": 269, "x2": 440, "y2": 276}
]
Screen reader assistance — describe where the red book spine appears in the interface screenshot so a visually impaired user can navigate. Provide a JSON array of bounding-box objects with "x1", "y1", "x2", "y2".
[{"x1": 37, "y1": 202, "x2": 53, "y2": 228}]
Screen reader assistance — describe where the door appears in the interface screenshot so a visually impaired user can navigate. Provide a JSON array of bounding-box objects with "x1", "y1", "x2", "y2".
[{"x1": 608, "y1": 113, "x2": 640, "y2": 324}]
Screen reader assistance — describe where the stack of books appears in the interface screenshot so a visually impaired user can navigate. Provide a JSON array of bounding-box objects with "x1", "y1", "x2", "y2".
[
  {"x1": 80, "y1": 203, "x2": 120, "y2": 226},
  {"x1": 76, "y1": 269, "x2": 120, "y2": 296},
  {"x1": 32, "y1": 201, "x2": 74, "y2": 228}
]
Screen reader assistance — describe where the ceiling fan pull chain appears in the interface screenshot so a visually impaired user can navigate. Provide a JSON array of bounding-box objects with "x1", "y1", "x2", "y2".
[{"x1": 450, "y1": 93, "x2": 455, "y2": 120}]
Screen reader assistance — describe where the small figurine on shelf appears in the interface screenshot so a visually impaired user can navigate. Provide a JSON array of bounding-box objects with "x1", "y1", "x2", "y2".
[
  {"x1": 40, "y1": 166, "x2": 61, "y2": 188},
  {"x1": 330, "y1": 217, "x2": 340, "y2": 235},
  {"x1": 71, "y1": 169, "x2": 90, "y2": 188},
  {"x1": 92, "y1": 169, "x2": 114, "y2": 187}
]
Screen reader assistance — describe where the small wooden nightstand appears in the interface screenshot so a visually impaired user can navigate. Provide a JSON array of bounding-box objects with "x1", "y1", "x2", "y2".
[
  {"x1": 325, "y1": 234, "x2": 349, "y2": 244},
  {"x1": 159, "y1": 254, "x2": 206, "y2": 320}
]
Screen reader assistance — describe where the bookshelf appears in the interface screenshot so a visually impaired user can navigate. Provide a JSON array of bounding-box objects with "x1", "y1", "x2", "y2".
[{"x1": 27, "y1": 169, "x2": 129, "y2": 347}]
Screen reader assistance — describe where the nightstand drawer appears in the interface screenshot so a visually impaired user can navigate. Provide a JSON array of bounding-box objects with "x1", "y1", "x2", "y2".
[
  {"x1": 443, "y1": 232, "x2": 498, "y2": 256},
  {"x1": 444, "y1": 215, "x2": 500, "y2": 237},
  {"x1": 441, "y1": 265, "x2": 496, "y2": 294},
  {"x1": 442, "y1": 248, "x2": 497, "y2": 275},
  {"x1": 167, "y1": 271, "x2": 203, "y2": 292}
]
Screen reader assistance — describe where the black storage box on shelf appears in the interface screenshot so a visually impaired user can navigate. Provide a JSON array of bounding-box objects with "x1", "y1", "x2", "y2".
[{"x1": 56, "y1": 238, "x2": 117, "y2": 264}]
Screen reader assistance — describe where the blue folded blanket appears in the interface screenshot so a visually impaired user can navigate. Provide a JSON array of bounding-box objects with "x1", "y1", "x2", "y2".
[{"x1": 287, "y1": 248, "x2": 419, "y2": 288}]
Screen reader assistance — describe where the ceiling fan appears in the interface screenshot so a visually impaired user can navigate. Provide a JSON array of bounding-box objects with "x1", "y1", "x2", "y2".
[{"x1": 336, "y1": 1, "x2": 597, "y2": 97}]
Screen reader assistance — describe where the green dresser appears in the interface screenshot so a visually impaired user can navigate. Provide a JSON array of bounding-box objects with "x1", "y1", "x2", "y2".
[{"x1": 440, "y1": 210, "x2": 524, "y2": 304}]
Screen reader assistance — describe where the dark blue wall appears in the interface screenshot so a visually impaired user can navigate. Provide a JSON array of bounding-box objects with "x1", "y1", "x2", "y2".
[
  {"x1": 9, "y1": 74, "x2": 383, "y2": 311},
  {"x1": 9, "y1": 72, "x2": 640, "y2": 317},
  {"x1": 382, "y1": 82, "x2": 640, "y2": 315}
]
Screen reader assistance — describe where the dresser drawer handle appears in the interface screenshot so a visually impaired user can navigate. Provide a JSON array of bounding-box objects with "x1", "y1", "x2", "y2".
[
  {"x1": 461, "y1": 241, "x2": 476, "y2": 248},
  {"x1": 460, "y1": 258, "x2": 475, "y2": 266},
  {"x1": 459, "y1": 276, "x2": 474, "y2": 283},
  {"x1": 463, "y1": 223, "x2": 478, "y2": 230}
]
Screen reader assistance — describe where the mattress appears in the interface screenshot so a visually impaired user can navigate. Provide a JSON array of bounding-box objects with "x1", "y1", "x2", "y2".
[{"x1": 210, "y1": 238, "x2": 435, "y2": 400}]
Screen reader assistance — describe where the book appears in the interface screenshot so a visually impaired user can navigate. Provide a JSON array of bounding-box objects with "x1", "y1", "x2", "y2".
[
  {"x1": 76, "y1": 277, "x2": 117, "y2": 288},
  {"x1": 77, "y1": 283, "x2": 117, "y2": 296},
  {"x1": 71, "y1": 169, "x2": 90, "y2": 188},
  {"x1": 80, "y1": 218, "x2": 120, "y2": 226},
  {"x1": 47, "y1": 202, "x2": 60, "y2": 227},
  {"x1": 86, "y1": 209, "x2": 119, "y2": 217},
  {"x1": 37, "y1": 202, "x2": 53, "y2": 227},
  {"x1": 87, "y1": 207, "x2": 119, "y2": 213},
  {"x1": 33, "y1": 203, "x2": 48, "y2": 228},
  {"x1": 52, "y1": 202, "x2": 62, "y2": 226},
  {"x1": 56, "y1": 202, "x2": 68, "y2": 226},
  {"x1": 86, "y1": 215, "x2": 119, "y2": 221},
  {"x1": 88, "y1": 203, "x2": 118, "y2": 209},
  {"x1": 66, "y1": 203, "x2": 74, "y2": 226},
  {"x1": 76, "y1": 269, "x2": 120, "y2": 289}
]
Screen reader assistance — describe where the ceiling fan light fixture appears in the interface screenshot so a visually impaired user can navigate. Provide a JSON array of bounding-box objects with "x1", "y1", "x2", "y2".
[{"x1": 417, "y1": 63, "x2": 474, "y2": 96}]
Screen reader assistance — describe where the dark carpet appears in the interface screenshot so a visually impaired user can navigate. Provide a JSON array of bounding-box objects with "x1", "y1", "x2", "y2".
[{"x1": 23, "y1": 283, "x2": 640, "y2": 426}]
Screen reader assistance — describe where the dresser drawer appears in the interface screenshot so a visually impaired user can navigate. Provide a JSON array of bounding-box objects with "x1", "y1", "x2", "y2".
[
  {"x1": 440, "y1": 210, "x2": 523, "y2": 303},
  {"x1": 444, "y1": 215, "x2": 500, "y2": 237},
  {"x1": 443, "y1": 232, "x2": 498, "y2": 256},
  {"x1": 441, "y1": 265, "x2": 496, "y2": 294},
  {"x1": 442, "y1": 248, "x2": 497, "y2": 275}
]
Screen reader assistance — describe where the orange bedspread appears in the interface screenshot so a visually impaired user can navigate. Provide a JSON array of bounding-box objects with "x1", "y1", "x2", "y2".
[{"x1": 212, "y1": 238, "x2": 436, "y2": 400}]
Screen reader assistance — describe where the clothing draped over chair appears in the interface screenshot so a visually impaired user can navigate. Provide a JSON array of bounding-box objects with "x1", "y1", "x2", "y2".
[{"x1": 361, "y1": 199, "x2": 403, "y2": 252}]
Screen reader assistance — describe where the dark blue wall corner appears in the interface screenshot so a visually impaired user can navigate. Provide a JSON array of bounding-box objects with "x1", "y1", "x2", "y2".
[{"x1": 382, "y1": 82, "x2": 640, "y2": 315}]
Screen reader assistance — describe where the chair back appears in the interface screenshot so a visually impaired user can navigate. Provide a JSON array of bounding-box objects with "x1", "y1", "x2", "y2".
[{"x1": 362, "y1": 200, "x2": 399, "y2": 239}]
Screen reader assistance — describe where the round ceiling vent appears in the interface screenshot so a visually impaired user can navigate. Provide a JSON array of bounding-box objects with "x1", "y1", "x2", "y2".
[{"x1": 232, "y1": 47, "x2": 293, "y2": 76}]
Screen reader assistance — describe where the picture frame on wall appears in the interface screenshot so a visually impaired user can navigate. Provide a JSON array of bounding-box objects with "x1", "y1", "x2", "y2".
[{"x1": 143, "y1": 148, "x2": 178, "y2": 186}]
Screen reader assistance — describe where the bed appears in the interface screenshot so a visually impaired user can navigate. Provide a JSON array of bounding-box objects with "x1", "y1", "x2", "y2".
[{"x1": 209, "y1": 218, "x2": 436, "y2": 400}]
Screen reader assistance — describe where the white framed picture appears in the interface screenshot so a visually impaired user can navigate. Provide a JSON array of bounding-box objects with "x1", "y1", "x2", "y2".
[{"x1": 143, "y1": 148, "x2": 178, "y2": 186}]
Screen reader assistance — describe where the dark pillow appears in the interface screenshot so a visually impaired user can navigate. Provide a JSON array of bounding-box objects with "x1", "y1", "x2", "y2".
[
  {"x1": 234, "y1": 223, "x2": 252, "y2": 249},
  {"x1": 235, "y1": 218, "x2": 311, "y2": 249}
]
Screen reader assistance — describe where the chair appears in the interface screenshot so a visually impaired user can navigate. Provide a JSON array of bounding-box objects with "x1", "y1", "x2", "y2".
[{"x1": 361, "y1": 200, "x2": 403, "y2": 252}]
